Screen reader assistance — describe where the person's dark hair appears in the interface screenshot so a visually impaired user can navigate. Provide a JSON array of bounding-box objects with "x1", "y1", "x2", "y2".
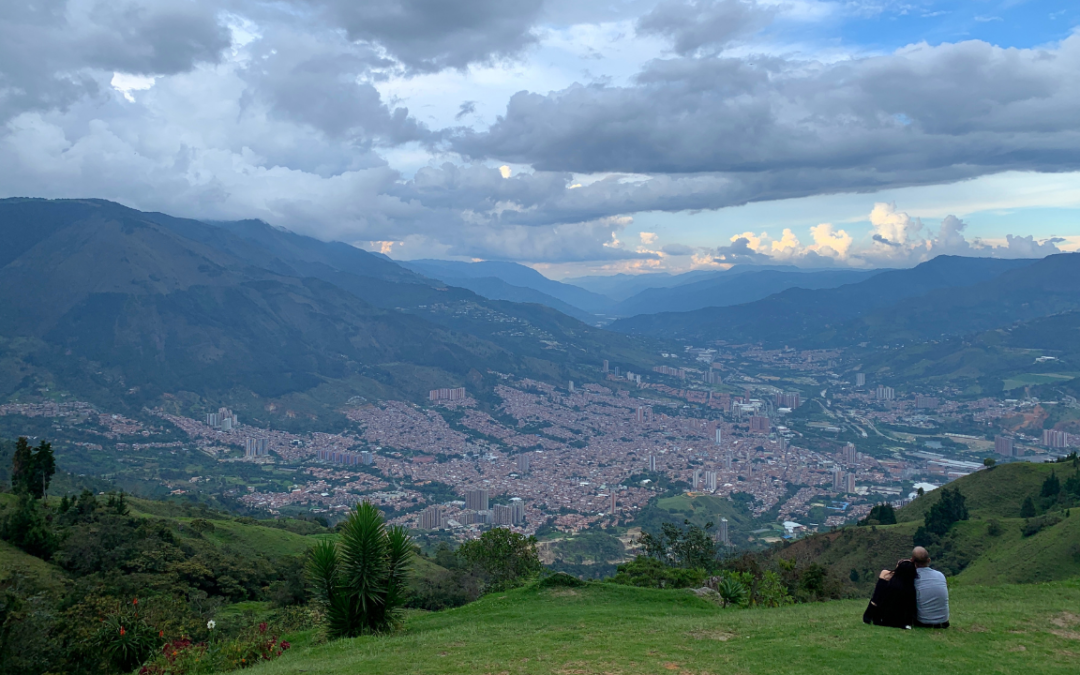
[{"x1": 892, "y1": 559, "x2": 917, "y2": 582}]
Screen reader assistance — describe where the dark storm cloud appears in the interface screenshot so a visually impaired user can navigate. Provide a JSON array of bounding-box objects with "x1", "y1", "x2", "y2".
[
  {"x1": 637, "y1": 0, "x2": 775, "y2": 55},
  {"x1": 240, "y1": 28, "x2": 429, "y2": 146},
  {"x1": 0, "y1": 0, "x2": 229, "y2": 121},
  {"x1": 454, "y1": 35, "x2": 1080, "y2": 194},
  {"x1": 305, "y1": 0, "x2": 546, "y2": 72}
]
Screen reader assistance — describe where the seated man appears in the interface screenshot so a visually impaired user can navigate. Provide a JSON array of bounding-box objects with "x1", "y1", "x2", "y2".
[{"x1": 912, "y1": 546, "x2": 949, "y2": 628}]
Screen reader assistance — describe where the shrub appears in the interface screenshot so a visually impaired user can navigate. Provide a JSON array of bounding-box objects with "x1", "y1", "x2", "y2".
[
  {"x1": 1020, "y1": 513, "x2": 1062, "y2": 538},
  {"x1": 306, "y1": 502, "x2": 413, "y2": 639},
  {"x1": 608, "y1": 556, "x2": 707, "y2": 589},
  {"x1": 457, "y1": 528, "x2": 543, "y2": 592}
]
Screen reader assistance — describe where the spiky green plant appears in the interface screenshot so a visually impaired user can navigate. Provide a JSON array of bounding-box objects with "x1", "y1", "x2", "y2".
[{"x1": 307, "y1": 502, "x2": 413, "y2": 639}]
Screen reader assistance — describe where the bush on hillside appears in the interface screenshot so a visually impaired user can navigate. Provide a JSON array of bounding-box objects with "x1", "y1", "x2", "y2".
[
  {"x1": 608, "y1": 556, "x2": 707, "y2": 589},
  {"x1": 457, "y1": 528, "x2": 543, "y2": 592},
  {"x1": 1020, "y1": 513, "x2": 1062, "y2": 538}
]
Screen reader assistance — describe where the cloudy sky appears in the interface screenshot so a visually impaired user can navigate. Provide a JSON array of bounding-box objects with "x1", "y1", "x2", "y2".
[{"x1": 2, "y1": 0, "x2": 1079, "y2": 277}]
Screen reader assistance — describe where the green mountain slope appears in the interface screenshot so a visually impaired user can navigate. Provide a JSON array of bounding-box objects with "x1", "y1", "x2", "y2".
[
  {"x1": 609, "y1": 256, "x2": 1047, "y2": 344},
  {"x1": 0, "y1": 198, "x2": 661, "y2": 421},
  {"x1": 251, "y1": 580, "x2": 1080, "y2": 675},
  {"x1": 611, "y1": 268, "x2": 882, "y2": 316},
  {"x1": 773, "y1": 462, "x2": 1080, "y2": 590},
  {"x1": 858, "y1": 310, "x2": 1080, "y2": 396}
]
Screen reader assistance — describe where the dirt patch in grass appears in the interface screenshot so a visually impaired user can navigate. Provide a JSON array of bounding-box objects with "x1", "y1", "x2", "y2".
[
  {"x1": 688, "y1": 629, "x2": 735, "y2": 641},
  {"x1": 1050, "y1": 612, "x2": 1080, "y2": 640}
]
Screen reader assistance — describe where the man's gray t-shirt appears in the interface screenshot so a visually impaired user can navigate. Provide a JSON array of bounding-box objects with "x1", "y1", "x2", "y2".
[{"x1": 915, "y1": 567, "x2": 949, "y2": 624}]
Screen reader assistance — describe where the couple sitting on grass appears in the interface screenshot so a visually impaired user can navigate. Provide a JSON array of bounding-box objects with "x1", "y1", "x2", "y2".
[{"x1": 862, "y1": 546, "x2": 950, "y2": 630}]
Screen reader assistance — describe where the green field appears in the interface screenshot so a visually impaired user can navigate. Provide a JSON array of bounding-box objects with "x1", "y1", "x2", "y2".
[
  {"x1": 249, "y1": 579, "x2": 1080, "y2": 675},
  {"x1": 1003, "y1": 373, "x2": 1080, "y2": 391}
]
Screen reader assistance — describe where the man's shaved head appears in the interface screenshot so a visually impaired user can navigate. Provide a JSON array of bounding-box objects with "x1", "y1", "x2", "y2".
[{"x1": 912, "y1": 546, "x2": 931, "y2": 567}]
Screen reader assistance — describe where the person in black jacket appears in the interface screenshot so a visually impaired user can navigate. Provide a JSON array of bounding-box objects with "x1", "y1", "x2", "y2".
[{"x1": 863, "y1": 559, "x2": 918, "y2": 629}]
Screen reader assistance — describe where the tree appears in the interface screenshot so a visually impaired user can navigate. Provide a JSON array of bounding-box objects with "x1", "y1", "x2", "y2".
[
  {"x1": 859, "y1": 504, "x2": 897, "y2": 526},
  {"x1": 1020, "y1": 496, "x2": 1037, "y2": 518},
  {"x1": 9, "y1": 438, "x2": 55, "y2": 500},
  {"x1": 983, "y1": 457, "x2": 996, "y2": 468},
  {"x1": 0, "y1": 494, "x2": 58, "y2": 559},
  {"x1": 1041, "y1": 471, "x2": 1061, "y2": 499},
  {"x1": 923, "y1": 487, "x2": 968, "y2": 536},
  {"x1": 306, "y1": 502, "x2": 413, "y2": 639},
  {"x1": 458, "y1": 527, "x2": 543, "y2": 591},
  {"x1": 639, "y1": 520, "x2": 718, "y2": 570}
]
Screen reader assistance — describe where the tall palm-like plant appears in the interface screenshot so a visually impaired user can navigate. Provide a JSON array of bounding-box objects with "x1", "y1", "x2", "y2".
[{"x1": 307, "y1": 502, "x2": 413, "y2": 638}]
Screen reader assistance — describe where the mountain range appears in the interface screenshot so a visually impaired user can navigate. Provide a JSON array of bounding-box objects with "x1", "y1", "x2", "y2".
[
  {"x1": 403, "y1": 260, "x2": 889, "y2": 319},
  {"x1": 0, "y1": 198, "x2": 657, "y2": 426},
  {"x1": 609, "y1": 254, "x2": 1080, "y2": 346}
]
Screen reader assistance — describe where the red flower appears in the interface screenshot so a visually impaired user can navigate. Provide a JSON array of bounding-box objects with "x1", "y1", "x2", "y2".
[
  {"x1": 133, "y1": 598, "x2": 138, "y2": 605},
  {"x1": 281, "y1": 641, "x2": 291, "y2": 650},
  {"x1": 159, "y1": 630, "x2": 164, "y2": 638},
  {"x1": 120, "y1": 626, "x2": 126, "y2": 636},
  {"x1": 258, "y1": 622, "x2": 268, "y2": 633}
]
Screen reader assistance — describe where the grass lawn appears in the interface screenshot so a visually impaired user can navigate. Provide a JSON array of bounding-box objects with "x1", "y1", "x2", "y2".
[{"x1": 251, "y1": 579, "x2": 1080, "y2": 675}]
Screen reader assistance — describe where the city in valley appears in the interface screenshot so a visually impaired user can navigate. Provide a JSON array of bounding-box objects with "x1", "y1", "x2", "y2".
[{"x1": 5, "y1": 342, "x2": 1070, "y2": 554}]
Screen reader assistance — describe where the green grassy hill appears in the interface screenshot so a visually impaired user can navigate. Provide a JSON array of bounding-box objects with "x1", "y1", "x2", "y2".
[
  {"x1": 250, "y1": 579, "x2": 1080, "y2": 675},
  {"x1": 775, "y1": 462, "x2": 1080, "y2": 589},
  {"x1": 0, "y1": 493, "x2": 446, "y2": 590}
]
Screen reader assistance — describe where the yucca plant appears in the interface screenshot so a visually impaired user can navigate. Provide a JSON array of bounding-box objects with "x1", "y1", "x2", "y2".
[{"x1": 306, "y1": 502, "x2": 413, "y2": 639}]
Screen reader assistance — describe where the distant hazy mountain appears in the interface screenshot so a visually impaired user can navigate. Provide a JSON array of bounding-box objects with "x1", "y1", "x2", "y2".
[
  {"x1": 563, "y1": 265, "x2": 814, "y2": 303},
  {"x1": 0, "y1": 199, "x2": 657, "y2": 424},
  {"x1": 610, "y1": 256, "x2": 1051, "y2": 344},
  {"x1": 611, "y1": 268, "x2": 883, "y2": 316},
  {"x1": 400, "y1": 259, "x2": 612, "y2": 314}
]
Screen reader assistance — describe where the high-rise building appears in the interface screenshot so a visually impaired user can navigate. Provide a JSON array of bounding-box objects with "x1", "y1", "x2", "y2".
[
  {"x1": 855, "y1": 373, "x2": 866, "y2": 387},
  {"x1": 704, "y1": 471, "x2": 718, "y2": 492},
  {"x1": 1043, "y1": 429, "x2": 1070, "y2": 449},
  {"x1": 692, "y1": 469, "x2": 702, "y2": 490},
  {"x1": 915, "y1": 396, "x2": 940, "y2": 409},
  {"x1": 568, "y1": 380, "x2": 575, "y2": 393},
  {"x1": 718, "y1": 518, "x2": 730, "y2": 545},
  {"x1": 418, "y1": 506, "x2": 443, "y2": 530},
  {"x1": 493, "y1": 500, "x2": 525, "y2": 526},
  {"x1": 465, "y1": 488, "x2": 489, "y2": 511},
  {"x1": 832, "y1": 467, "x2": 844, "y2": 491},
  {"x1": 493, "y1": 504, "x2": 512, "y2": 525},
  {"x1": 715, "y1": 427, "x2": 723, "y2": 445},
  {"x1": 206, "y1": 407, "x2": 238, "y2": 430},
  {"x1": 723, "y1": 452, "x2": 733, "y2": 471},
  {"x1": 610, "y1": 492, "x2": 617, "y2": 514},
  {"x1": 843, "y1": 442, "x2": 857, "y2": 465},
  {"x1": 876, "y1": 385, "x2": 895, "y2": 401},
  {"x1": 516, "y1": 454, "x2": 531, "y2": 474},
  {"x1": 775, "y1": 392, "x2": 801, "y2": 409},
  {"x1": 316, "y1": 448, "x2": 372, "y2": 466},
  {"x1": 428, "y1": 387, "x2": 466, "y2": 402},
  {"x1": 636, "y1": 406, "x2": 645, "y2": 423},
  {"x1": 648, "y1": 454, "x2": 657, "y2": 472},
  {"x1": 995, "y1": 436, "x2": 1015, "y2": 458},
  {"x1": 602, "y1": 359, "x2": 609, "y2": 373},
  {"x1": 244, "y1": 437, "x2": 269, "y2": 458},
  {"x1": 845, "y1": 472, "x2": 856, "y2": 494},
  {"x1": 749, "y1": 416, "x2": 769, "y2": 433}
]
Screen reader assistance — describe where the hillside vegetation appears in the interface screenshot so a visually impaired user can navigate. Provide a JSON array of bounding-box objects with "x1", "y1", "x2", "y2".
[
  {"x1": 774, "y1": 461, "x2": 1080, "y2": 591},
  {"x1": 249, "y1": 579, "x2": 1080, "y2": 675}
]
